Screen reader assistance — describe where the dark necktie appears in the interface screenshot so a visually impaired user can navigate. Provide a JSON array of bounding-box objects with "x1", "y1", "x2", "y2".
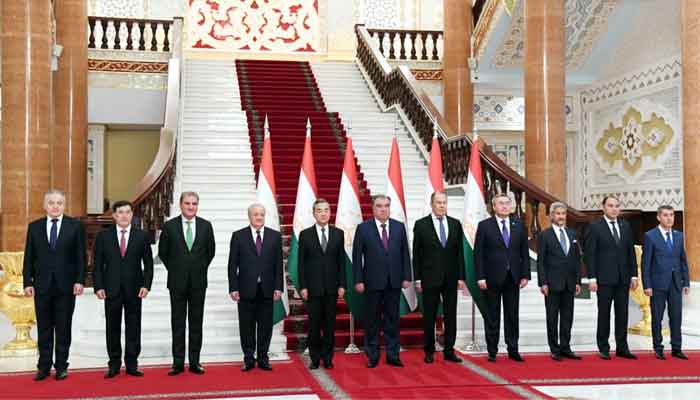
[
  {"x1": 610, "y1": 221, "x2": 620, "y2": 245},
  {"x1": 381, "y1": 223, "x2": 389, "y2": 251},
  {"x1": 256, "y1": 230, "x2": 263, "y2": 256},
  {"x1": 438, "y1": 217, "x2": 447, "y2": 248},
  {"x1": 501, "y1": 219, "x2": 510, "y2": 248},
  {"x1": 321, "y1": 227, "x2": 328, "y2": 253},
  {"x1": 120, "y1": 229, "x2": 127, "y2": 257},
  {"x1": 665, "y1": 231, "x2": 673, "y2": 251},
  {"x1": 49, "y1": 219, "x2": 58, "y2": 250}
]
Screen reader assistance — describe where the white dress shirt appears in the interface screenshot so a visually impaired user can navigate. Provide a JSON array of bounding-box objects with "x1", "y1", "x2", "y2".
[
  {"x1": 432, "y1": 213, "x2": 449, "y2": 241},
  {"x1": 182, "y1": 216, "x2": 196, "y2": 241},
  {"x1": 316, "y1": 224, "x2": 329, "y2": 246},
  {"x1": 116, "y1": 224, "x2": 132, "y2": 246},
  {"x1": 46, "y1": 214, "x2": 64, "y2": 243},
  {"x1": 375, "y1": 219, "x2": 390, "y2": 238}
]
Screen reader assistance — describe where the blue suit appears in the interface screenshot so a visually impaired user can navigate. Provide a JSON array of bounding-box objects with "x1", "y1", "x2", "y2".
[
  {"x1": 352, "y1": 218, "x2": 412, "y2": 361},
  {"x1": 641, "y1": 228, "x2": 690, "y2": 352}
]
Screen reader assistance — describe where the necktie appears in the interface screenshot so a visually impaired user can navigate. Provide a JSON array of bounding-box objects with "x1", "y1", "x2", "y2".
[
  {"x1": 120, "y1": 229, "x2": 127, "y2": 257},
  {"x1": 321, "y1": 227, "x2": 328, "y2": 253},
  {"x1": 256, "y1": 230, "x2": 263, "y2": 256},
  {"x1": 381, "y1": 223, "x2": 389, "y2": 251},
  {"x1": 438, "y1": 217, "x2": 447, "y2": 248},
  {"x1": 501, "y1": 219, "x2": 510, "y2": 247},
  {"x1": 185, "y1": 221, "x2": 194, "y2": 251},
  {"x1": 610, "y1": 221, "x2": 620, "y2": 245},
  {"x1": 559, "y1": 228, "x2": 569, "y2": 255},
  {"x1": 49, "y1": 219, "x2": 58, "y2": 250},
  {"x1": 666, "y1": 231, "x2": 673, "y2": 251}
]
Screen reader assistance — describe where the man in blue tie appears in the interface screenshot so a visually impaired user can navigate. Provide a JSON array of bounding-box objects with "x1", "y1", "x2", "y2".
[
  {"x1": 23, "y1": 190, "x2": 86, "y2": 381},
  {"x1": 642, "y1": 205, "x2": 690, "y2": 360},
  {"x1": 352, "y1": 195, "x2": 412, "y2": 368}
]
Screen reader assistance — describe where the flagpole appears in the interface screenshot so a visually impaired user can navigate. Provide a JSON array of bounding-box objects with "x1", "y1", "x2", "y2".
[
  {"x1": 342, "y1": 118, "x2": 361, "y2": 355},
  {"x1": 465, "y1": 130, "x2": 481, "y2": 353}
]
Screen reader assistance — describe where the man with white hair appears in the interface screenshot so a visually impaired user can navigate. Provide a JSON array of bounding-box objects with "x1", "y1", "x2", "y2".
[
  {"x1": 228, "y1": 203, "x2": 283, "y2": 372},
  {"x1": 23, "y1": 190, "x2": 87, "y2": 381}
]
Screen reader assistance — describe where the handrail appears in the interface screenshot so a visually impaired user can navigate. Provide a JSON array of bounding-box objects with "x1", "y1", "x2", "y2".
[
  {"x1": 88, "y1": 16, "x2": 173, "y2": 52},
  {"x1": 354, "y1": 24, "x2": 641, "y2": 239}
]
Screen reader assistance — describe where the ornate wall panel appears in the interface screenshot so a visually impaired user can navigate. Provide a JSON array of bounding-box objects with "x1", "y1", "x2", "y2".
[
  {"x1": 472, "y1": 95, "x2": 576, "y2": 132},
  {"x1": 577, "y1": 58, "x2": 683, "y2": 210},
  {"x1": 185, "y1": 0, "x2": 321, "y2": 52}
]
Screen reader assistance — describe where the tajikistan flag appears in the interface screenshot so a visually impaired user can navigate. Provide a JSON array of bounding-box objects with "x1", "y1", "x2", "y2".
[
  {"x1": 287, "y1": 119, "x2": 318, "y2": 293},
  {"x1": 335, "y1": 135, "x2": 365, "y2": 318},
  {"x1": 385, "y1": 137, "x2": 418, "y2": 315},
  {"x1": 256, "y1": 116, "x2": 288, "y2": 325},
  {"x1": 462, "y1": 135, "x2": 489, "y2": 317}
]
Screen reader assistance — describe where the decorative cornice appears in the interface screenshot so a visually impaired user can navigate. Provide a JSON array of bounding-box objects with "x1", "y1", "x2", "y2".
[
  {"x1": 473, "y1": 0, "x2": 507, "y2": 61},
  {"x1": 88, "y1": 59, "x2": 168, "y2": 73}
]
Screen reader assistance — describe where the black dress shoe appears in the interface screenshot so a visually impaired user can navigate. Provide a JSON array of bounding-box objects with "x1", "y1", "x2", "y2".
[
  {"x1": 34, "y1": 370, "x2": 50, "y2": 381},
  {"x1": 322, "y1": 360, "x2": 334, "y2": 369},
  {"x1": 104, "y1": 367, "x2": 120, "y2": 379},
  {"x1": 424, "y1": 353, "x2": 434, "y2": 364},
  {"x1": 508, "y1": 353, "x2": 524, "y2": 362},
  {"x1": 551, "y1": 353, "x2": 562, "y2": 361},
  {"x1": 487, "y1": 353, "x2": 497, "y2": 362},
  {"x1": 309, "y1": 361, "x2": 320, "y2": 370},
  {"x1": 189, "y1": 364, "x2": 205, "y2": 375},
  {"x1": 241, "y1": 362, "x2": 255, "y2": 372},
  {"x1": 444, "y1": 352, "x2": 463, "y2": 363},
  {"x1": 168, "y1": 366, "x2": 184, "y2": 376},
  {"x1": 386, "y1": 358, "x2": 404, "y2": 367},
  {"x1": 367, "y1": 359, "x2": 378, "y2": 368},
  {"x1": 672, "y1": 351, "x2": 689, "y2": 360},
  {"x1": 561, "y1": 351, "x2": 582, "y2": 360},
  {"x1": 258, "y1": 361, "x2": 272, "y2": 371},
  {"x1": 616, "y1": 350, "x2": 637, "y2": 360},
  {"x1": 655, "y1": 351, "x2": 666, "y2": 360},
  {"x1": 55, "y1": 370, "x2": 68, "y2": 380},
  {"x1": 599, "y1": 352, "x2": 611, "y2": 360},
  {"x1": 126, "y1": 369, "x2": 144, "y2": 377}
]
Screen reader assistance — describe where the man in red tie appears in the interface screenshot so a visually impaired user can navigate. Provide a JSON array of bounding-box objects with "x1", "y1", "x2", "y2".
[{"x1": 93, "y1": 200, "x2": 154, "y2": 378}]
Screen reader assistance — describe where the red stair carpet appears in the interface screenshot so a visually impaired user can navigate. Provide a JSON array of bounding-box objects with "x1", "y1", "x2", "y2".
[
  {"x1": 0, "y1": 354, "x2": 330, "y2": 399},
  {"x1": 235, "y1": 59, "x2": 431, "y2": 352},
  {"x1": 466, "y1": 350, "x2": 700, "y2": 386},
  {"x1": 325, "y1": 350, "x2": 545, "y2": 399}
]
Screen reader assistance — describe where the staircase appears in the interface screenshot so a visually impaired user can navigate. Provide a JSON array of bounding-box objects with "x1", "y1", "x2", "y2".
[{"x1": 235, "y1": 60, "x2": 427, "y2": 350}]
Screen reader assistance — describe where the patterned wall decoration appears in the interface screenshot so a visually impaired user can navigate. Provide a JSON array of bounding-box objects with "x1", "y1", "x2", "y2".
[
  {"x1": 492, "y1": 0, "x2": 617, "y2": 70},
  {"x1": 88, "y1": 59, "x2": 169, "y2": 73},
  {"x1": 89, "y1": 0, "x2": 146, "y2": 18},
  {"x1": 577, "y1": 58, "x2": 683, "y2": 211},
  {"x1": 185, "y1": 0, "x2": 321, "y2": 52},
  {"x1": 361, "y1": 0, "x2": 400, "y2": 29},
  {"x1": 411, "y1": 69, "x2": 442, "y2": 80},
  {"x1": 472, "y1": 95, "x2": 577, "y2": 131},
  {"x1": 490, "y1": 143, "x2": 525, "y2": 176}
]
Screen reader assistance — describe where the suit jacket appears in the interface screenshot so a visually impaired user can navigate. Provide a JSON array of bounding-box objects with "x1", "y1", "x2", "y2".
[
  {"x1": 584, "y1": 217, "x2": 637, "y2": 285},
  {"x1": 228, "y1": 226, "x2": 283, "y2": 300},
  {"x1": 352, "y1": 218, "x2": 412, "y2": 291},
  {"x1": 93, "y1": 226, "x2": 154, "y2": 298},
  {"x1": 412, "y1": 215, "x2": 465, "y2": 289},
  {"x1": 298, "y1": 225, "x2": 346, "y2": 296},
  {"x1": 474, "y1": 216, "x2": 531, "y2": 286},
  {"x1": 23, "y1": 216, "x2": 86, "y2": 294},
  {"x1": 641, "y1": 228, "x2": 690, "y2": 291},
  {"x1": 158, "y1": 216, "x2": 216, "y2": 291},
  {"x1": 536, "y1": 226, "x2": 582, "y2": 292}
]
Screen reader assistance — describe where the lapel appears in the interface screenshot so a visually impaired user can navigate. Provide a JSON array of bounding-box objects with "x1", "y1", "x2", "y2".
[
  {"x1": 369, "y1": 219, "x2": 387, "y2": 253},
  {"x1": 388, "y1": 219, "x2": 401, "y2": 251},
  {"x1": 599, "y1": 218, "x2": 618, "y2": 245},
  {"x1": 549, "y1": 227, "x2": 566, "y2": 256},
  {"x1": 311, "y1": 225, "x2": 327, "y2": 255},
  {"x1": 247, "y1": 227, "x2": 260, "y2": 256},
  {"x1": 655, "y1": 227, "x2": 675, "y2": 255},
  {"x1": 190, "y1": 217, "x2": 204, "y2": 251},
  {"x1": 428, "y1": 216, "x2": 444, "y2": 247},
  {"x1": 261, "y1": 227, "x2": 274, "y2": 255},
  {"x1": 175, "y1": 216, "x2": 189, "y2": 252},
  {"x1": 114, "y1": 225, "x2": 136, "y2": 259},
  {"x1": 53, "y1": 217, "x2": 68, "y2": 250}
]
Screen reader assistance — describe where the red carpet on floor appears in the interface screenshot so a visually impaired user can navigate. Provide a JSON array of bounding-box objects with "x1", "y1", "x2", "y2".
[
  {"x1": 325, "y1": 350, "x2": 537, "y2": 399},
  {"x1": 465, "y1": 350, "x2": 700, "y2": 386},
  {"x1": 0, "y1": 353, "x2": 331, "y2": 399}
]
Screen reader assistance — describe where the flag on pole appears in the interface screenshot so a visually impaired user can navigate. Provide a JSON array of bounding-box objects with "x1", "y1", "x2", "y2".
[
  {"x1": 386, "y1": 137, "x2": 418, "y2": 315},
  {"x1": 256, "y1": 116, "x2": 288, "y2": 325},
  {"x1": 287, "y1": 118, "x2": 319, "y2": 293},
  {"x1": 462, "y1": 135, "x2": 489, "y2": 317},
  {"x1": 423, "y1": 133, "x2": 445, "y2": 215},
  {"x1": 335, "y1": 135, "x2": 365, "y2": 318}
]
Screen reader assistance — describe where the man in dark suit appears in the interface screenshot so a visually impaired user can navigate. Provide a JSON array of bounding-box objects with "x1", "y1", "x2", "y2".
[
  {"x1": 23, "y1": 190, "x2": 86, "y2": 381},
  {"x1": 158, "y1": 192, "x2": 216, "y2": 375},
  {"x1": 536, "y1": 202, "x2": 582, "y2": 361},
  {"x1": 93, "y1": 200, "x2": 154, "y2": 378},
  {"x1": 584, "y1": 195, "x2": 638, "y2": 360},
  {"x1": 474, "y1": 193, "x2": 530, "y2": 362},
  {"x1": 298, "y1": 199, "x2": 346, "y2": 369},
  {"x1": 228, "y1": 203, "x2": 283, "y2": 372},
  {"x1": 352, "y1": 194, "x2": 412, "y2": 368},
  {"x1": 642, "y1": 205, "x2": 690, "y2": 360},
  {"x1": 413, "y1": 191, "x2": 465, "y2": 364}
]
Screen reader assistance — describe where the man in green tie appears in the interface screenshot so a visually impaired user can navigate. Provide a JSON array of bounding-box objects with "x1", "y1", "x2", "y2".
[{"x1": 158, "y1": 192, "x2": 216, "y2": 376}]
